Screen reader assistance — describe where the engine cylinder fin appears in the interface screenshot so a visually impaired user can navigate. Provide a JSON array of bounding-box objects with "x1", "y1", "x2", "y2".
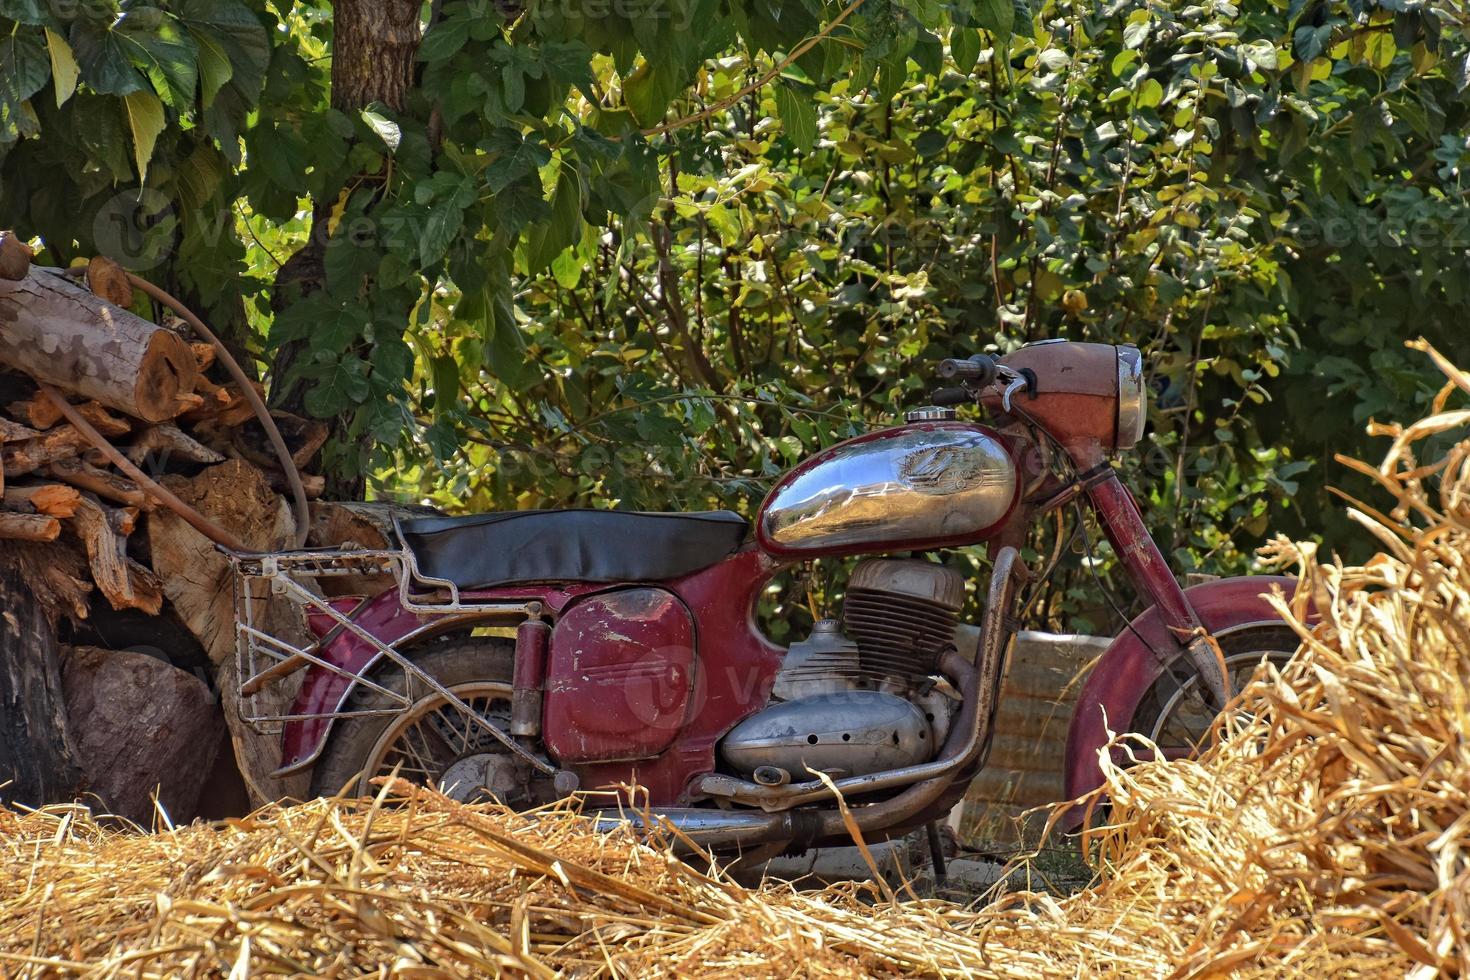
[{"x1": 842, "y1": 569, "x2": 965, "y2": 682}]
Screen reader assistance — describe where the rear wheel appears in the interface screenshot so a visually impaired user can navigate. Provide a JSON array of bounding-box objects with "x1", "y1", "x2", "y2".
[
  {"x1": 309, "y1": 638, "x2": 528, "y2": 802},
  {"x1": 1130, "y1": 624, "x2": 1298, "y2": 758}
]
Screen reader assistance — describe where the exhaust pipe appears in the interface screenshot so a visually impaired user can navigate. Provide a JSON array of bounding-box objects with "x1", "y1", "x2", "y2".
[
  {"x1": 615, "y1": 547, "x2": 1024, "y2": 851},
  {"x1": 695, "y1": 546, "x2": 1024, "y2": 812}
]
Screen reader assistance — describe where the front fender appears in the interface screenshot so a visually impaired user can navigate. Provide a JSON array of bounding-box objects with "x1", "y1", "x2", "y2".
[{"x1": 1060, "y1": 575, "x2": 1300, "y2": 829}]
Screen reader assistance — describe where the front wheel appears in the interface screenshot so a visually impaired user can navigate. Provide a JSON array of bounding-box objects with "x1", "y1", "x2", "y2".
[
  {"x1": 309, "y1": 637, "x2": 529, "y2": 802},
  {"x1": 1130, "y1": 624, "x2": 1299, "y2": 759}
]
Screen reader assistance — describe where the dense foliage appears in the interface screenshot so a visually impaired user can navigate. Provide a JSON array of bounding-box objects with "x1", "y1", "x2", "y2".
[{"x1": 1, "y1": 0, "x2": 1467, "y2": 629}]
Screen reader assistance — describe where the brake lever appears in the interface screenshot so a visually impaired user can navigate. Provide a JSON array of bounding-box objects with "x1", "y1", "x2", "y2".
[
  {"x1": 1001, "y1": 375, "x2": 1028, "y2": 413},
  {"x1": 1000, "y1": 368, "x2": 1039, "y2": 413}
]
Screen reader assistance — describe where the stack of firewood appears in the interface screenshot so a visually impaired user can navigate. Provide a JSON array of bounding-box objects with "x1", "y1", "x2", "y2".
[
  {"x1": 0, "y1": 229, "x2": 355, "y2": 822},
  {"x1": 0, "y1": 231, "x2": 328, "y2": 615}
]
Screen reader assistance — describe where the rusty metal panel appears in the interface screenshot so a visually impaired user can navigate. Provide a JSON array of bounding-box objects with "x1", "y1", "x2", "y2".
[{"x1": 954, "y1": 631, "x2": 1112, "y2": 848}]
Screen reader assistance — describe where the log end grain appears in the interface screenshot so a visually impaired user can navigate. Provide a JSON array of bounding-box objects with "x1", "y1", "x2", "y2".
[{"x1": 136, "y1": 328, "x2": 200, "y2": 423}]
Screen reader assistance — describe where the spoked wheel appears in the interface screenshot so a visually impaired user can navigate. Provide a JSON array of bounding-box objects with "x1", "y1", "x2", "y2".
[
  {"x1": 310, "y1": 638, "x2": 532, "y2": 803},
  {"x1": 364, "y1": 682, "x2": 516, "y2": 802},
  {"x1": 1131, "y1": 625, "x2": 1299, "y2": 761}
]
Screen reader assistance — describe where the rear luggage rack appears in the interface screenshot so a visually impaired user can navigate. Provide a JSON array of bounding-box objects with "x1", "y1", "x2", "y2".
[{"x1": 223, "y1": 541, "x2": 542, "y2": 758}]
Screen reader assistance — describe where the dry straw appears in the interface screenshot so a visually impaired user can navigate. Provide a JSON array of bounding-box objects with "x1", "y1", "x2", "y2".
[{"x1": 1, "y1": 340, "x2": 1466, "y2": 977}]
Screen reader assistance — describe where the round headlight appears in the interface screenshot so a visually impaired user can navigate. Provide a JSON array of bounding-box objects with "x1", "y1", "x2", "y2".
[{"x1": 1115, "y1": 345, "x2": 1146, "y2": 450}]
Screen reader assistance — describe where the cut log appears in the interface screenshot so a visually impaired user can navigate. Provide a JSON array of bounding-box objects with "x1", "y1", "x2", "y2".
[
  {"x1": 85, "y1": 255, "x2": 134, "y2": 308},
  {"x1": 148, "y1": 459, "x2": 311, "y2": 804},
  {"x1": 266, "y1": 469, "x2": 326, "y2": 499},
  {"x1": 232, "y1": 410, "x2": 329, "y2": 471},
  {"x1": 0, "y1": 511, "x2": 59, "y2": 541},
  {"x1": 124, "y1": 559, "x2": 164, "y2": 616},
  {"x1": 0, "y1": 544, "x2": 84, "y2": 806},
  {"x1": 0, "y1": 267, "x2": 198, "y2": 422},
  {"x1": 123, "y1": 423, "x2": 225, "y2": 468},
  {"x1": 308, "y1": 500, "x2": 440, "y2": 596},
  {"x1": 0, "y1": 415, "x2": 42, "y2": 441},
  {"x1": 3, "y1": 424, "x2": 88, "y2": 476},
  {"x1": 61, "y1": 646, "x2": 224, "y2": 825},
  {"x1": 191, "y1": 341, "x2": 216, "y2": 373},
  {"x1": 1, "y1": 395, "x2": 129, "y2": 435},
  {"x1": 67, "y1": 493, "x2": 134, "y2": 611},
  {"x1": 4, "y1": 482, "x2": 82, "y2": 518},
  {"x1": 47, "y1": 457, "x2": 152, "y2": 509},
  {"x1": 0, "y1": 231, "x2": 31, "y2": 282}
]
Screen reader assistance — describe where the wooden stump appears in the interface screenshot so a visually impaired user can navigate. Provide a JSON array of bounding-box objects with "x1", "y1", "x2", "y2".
[
  {"x1": 61, "y1": 646, "x2": 225, "y2": 825},
  {"x1": 147, "y1": 459, "x2": 311, "y2": 804},
  {"x1": 0, "y1": 547, "x2": 83, "y2": 807}
]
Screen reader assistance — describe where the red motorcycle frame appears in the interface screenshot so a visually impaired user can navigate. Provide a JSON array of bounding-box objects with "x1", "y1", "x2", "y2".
[{"x1": 229, "y1": 340, "x2": 1297, "y2": 845}]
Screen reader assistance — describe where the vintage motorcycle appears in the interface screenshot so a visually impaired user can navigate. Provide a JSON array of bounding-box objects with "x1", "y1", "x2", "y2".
[{"x1": 230, "y1": 339, "x2": 1298, "y2": 851}]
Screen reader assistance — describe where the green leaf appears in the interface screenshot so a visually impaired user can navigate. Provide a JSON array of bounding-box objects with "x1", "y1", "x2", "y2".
[
  {"x1": 419, "y1": 17, "x2": 471, "y2": 63},
  {"x1": 114, "y1": 8, "x2": 198, "y2": 109},
  {"x1": 122, "y1": 88, "x2": 166, "y2": 181},
  {"x1": 1136, "y1": 77, "x2": 1163, "y2": 109},
  {"x1": 0, "y1": 29, "x2": 48, "y2": 139},
  {"x1": 539, "y1": 40, "x2": 595, "y2": 90},
  {"x1": 303, "y1": 356, "x2": 372, "y2": 417},
  {"x1": 1122, "y1": 13, "x2": 1150, "y2": 50},
  {"x1": 192, "y1": 32, "x2": 233, "y2": 108},
  {"x1": 176, "y1": 0, "x2": 270, "y2": 102},
  {"x1": 419, "y1": 198, "x2": 465, "y2": 267},
  {"x1": 1241, "y1": 40, "x2": 1278, "y2": 72},
  {"x1": 43, "y1": 29, "x2": 78, "y2": 108},
  {"x1": 523, "y1": 165, "x2": 583, "y2": 274},
  {"x1": 431, "y1": 355, "x2": 459, "y2": 417},
  {"x1": 551, "y1": 246, "x2": 583, "y2": 289},
  {"x1": 950, "y1": 27, "x2": 981, "y2": 76},
  {"x1": 481, "y1": 130, "x2": 551, "y2": 192},
  {"x1": 361, "y1": 109, "x2": 401, "y2": 151},
  {"x1": 975, "y1": 0, "x2": 1014, "y2": 43},
  {"x1": 623, "y1": 56, "x2": 684, "y2": 128},
  {"x1": 69, "y1": 18, "x2": 146, "y2": 96},
  {"x1": 774, "y1": 80, "x2": 817, "y2": 153},
  {"x1": 0, "y1": 0, "x2": 47, "y2": 24}
]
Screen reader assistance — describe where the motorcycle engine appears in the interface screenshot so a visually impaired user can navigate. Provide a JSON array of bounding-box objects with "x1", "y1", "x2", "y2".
[{"x1": 720, "y1": 558, "x2": 967, "y2": 783}]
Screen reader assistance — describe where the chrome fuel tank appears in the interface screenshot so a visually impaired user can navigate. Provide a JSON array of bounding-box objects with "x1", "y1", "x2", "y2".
[{"x1": 756, "y1": 422, "x2": 1019, "y2": 558}]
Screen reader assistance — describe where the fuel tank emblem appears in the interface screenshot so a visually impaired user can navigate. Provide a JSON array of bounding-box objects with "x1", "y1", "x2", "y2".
[{"x1": 898, "y1": 445, "x2": 995, "y2": 495}]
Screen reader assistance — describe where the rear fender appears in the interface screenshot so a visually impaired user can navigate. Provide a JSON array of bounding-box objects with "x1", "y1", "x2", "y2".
[
  {"x1": 274, "y1": 584, "x2": 599, "y2": 776},
  {"x1": 1060, "y1": 575, "x2": 1302, "y2": 829}
]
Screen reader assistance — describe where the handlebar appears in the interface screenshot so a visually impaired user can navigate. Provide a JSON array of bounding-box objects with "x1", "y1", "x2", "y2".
[{"x1": 936, "y1": 354, "x2": 999, "y2": 386}]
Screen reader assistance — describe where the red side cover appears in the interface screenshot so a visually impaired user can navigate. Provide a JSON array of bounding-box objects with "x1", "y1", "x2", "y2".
[{"x1": 541, "y1": 587, "x2": 696, "y2": 765}]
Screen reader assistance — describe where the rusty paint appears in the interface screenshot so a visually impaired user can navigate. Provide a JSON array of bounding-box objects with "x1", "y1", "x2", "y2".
[
  {"x1": 541, "y1": 587, "x2": 695, "y2": 764},
  {"x1": 1059, "y1": 575, "x2": 1304, "y2": 829}
]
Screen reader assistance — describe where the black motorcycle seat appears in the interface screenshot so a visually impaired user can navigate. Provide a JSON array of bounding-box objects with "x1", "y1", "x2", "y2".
[{"x1": 397, "y1": 509, "x2": 750, "y2": 589}]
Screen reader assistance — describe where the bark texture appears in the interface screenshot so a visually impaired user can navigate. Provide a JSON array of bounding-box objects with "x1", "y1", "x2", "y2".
[
  {"x1": 0, "y1": 547, "x2": 83, "y2": 806},
  {"x1": 61, "y1": 645, "x2": 224, "y2": 825},
  {"x1": 0, "y1": 268, "x2": 197, "y2": 422}
]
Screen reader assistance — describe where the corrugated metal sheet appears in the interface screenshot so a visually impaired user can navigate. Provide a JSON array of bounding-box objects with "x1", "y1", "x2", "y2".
[{"x1": 954, "y1": 631, "x2": 1112, "y2": 848}]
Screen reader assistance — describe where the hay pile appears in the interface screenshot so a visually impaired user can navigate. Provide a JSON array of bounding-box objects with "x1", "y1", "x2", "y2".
[{"x1": 0, "y1": 341, "x2": 1466, "y2": 977}]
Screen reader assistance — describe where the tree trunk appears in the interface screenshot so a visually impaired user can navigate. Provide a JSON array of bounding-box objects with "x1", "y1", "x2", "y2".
[
  {"x1": 0, "y1": 267, "x2": 198, "y2": 422},
  {"x1": 269, "y1": 0, "x2": 423, "y2": 499},
  {"x1": 0, "y1": 546, "x2": 83, "y2": 806},
  {"x1": 146, "y1": 459, "x2": 312, "y2": 804}
]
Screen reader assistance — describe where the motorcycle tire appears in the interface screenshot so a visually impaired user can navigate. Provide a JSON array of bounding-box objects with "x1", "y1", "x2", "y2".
[
  {"x1": 309, "y1": 636, "x2": 517, "y2": 800},
  {"x1": 1129, "y1": 623, "x2": 1299, "y2": 757}
]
